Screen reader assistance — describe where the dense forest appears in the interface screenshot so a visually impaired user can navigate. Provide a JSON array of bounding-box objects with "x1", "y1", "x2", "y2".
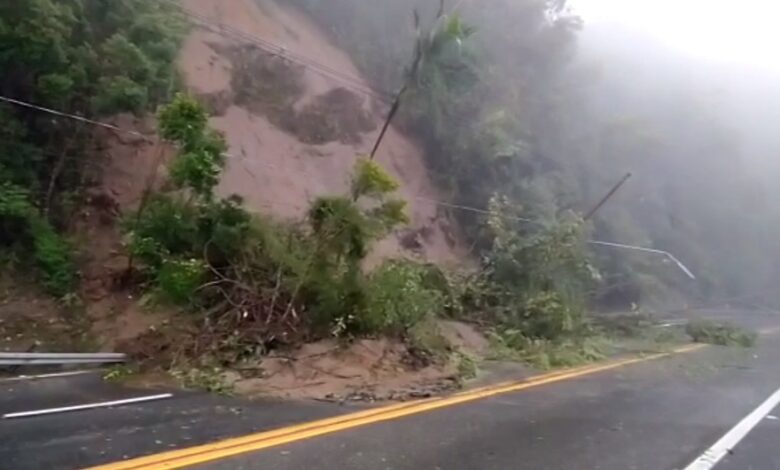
[
  {"x1": 0, "y1": 0, "x2": 186, "y2": 294},
  {"x1": 0, "y1": 0, "x2": 773, "y2": 375}
]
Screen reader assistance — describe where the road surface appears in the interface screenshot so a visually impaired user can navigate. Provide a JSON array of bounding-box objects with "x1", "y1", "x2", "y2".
[{"x1": 1, "y1": 312, "x2": 779, "y2": 469}]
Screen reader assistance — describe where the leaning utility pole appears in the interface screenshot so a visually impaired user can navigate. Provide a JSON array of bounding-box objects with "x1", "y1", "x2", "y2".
[
  {"x1": 370, "y1": 0, "x2": 456, "y2": 160},
  {"x1": 584, "y1": 172, "x2": 632, "y2": 220}
]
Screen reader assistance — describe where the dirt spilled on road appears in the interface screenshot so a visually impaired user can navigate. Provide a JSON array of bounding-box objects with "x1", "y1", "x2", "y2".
[{"x1": 232, "y1": 338, "x2": 460, "y2": 402}]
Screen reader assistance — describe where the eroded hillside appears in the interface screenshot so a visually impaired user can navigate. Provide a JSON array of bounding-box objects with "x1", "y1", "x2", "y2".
[{"x1": 178, "y1": 0, "x2": 466, "y2": 265}]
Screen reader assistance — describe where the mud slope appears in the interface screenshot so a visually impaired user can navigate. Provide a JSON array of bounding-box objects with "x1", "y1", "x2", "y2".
[{"x1": 178, "y1": 0, "x2": 465, "y2": 265}]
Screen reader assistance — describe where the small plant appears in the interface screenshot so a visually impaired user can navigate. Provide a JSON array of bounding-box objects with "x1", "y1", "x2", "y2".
[
  {"x1": 0, "y1": 183, "x2": 75, "y2": 296},
  {"x1": 455, "y1": 352, "x2": 478, "y2": 380},
  {"x1": 686, "y1": 320, "x2": 757, "y2": 347},
  {"x1": 159, "y1": 94, "x2": 227, "y2": 199},
  {"x1": 156, "y1": 258, "x2": 206, "y2": 304},
  {"x1": 29, "y1": 219, "x2": 76, "y2": 296},
  {"x1": 103, "y1": 364, "x2": 136, "y2": 383},
  {"x1": 407, "y1": 318, "x2": 451, "y2": 360},
  {"x1": 363, "y1": 260, "x2": 444, "y2": 335},
  {"x1": 488, "y1": 328, "x2": 609, "y2": 370},
  {"x1": 172, "y1": 366, "x2": 234, "y2": 395}
]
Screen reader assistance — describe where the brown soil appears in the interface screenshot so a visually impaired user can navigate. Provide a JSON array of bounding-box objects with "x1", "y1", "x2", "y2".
[
  {"x1": 179, "y1": 0, "x2": 468, "y2": 266},
  {"x1": 75, "y1": 114, "x2": 176, "y2": 349},
  {"x1": 0, "y1": 280, "x2": 90, "y2": 352},
  {"x1": 438, "y1": 320, "x2": 490, "y2": 355},
  {"x1": 221, "y1": 43, "x2": 375, "y2": 145},
  {"x1": 118, "y1": 319, "x2": 492, "y2": 402},
  {"x1": 231, "y1": 338, "x2": 460, "y2": 402}
]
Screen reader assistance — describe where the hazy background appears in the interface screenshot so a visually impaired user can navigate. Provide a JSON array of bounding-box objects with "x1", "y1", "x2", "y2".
[{"x1": 290, "y1": 0, "x2": 780, "y2": 310}]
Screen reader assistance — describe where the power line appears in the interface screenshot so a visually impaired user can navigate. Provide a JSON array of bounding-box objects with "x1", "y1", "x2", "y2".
[
  {"x1": 0, "y1": 95, "x2": 152, "y2": 142},
  {"x1": 0, "y1": 94, "x2": 516, "y2": 225},
  {"x1": 166, "y1": 1, "x2": 394, "y2": 102},
  {"x1": 5, "y1": 92, "x2": 692, "y2": 282}
]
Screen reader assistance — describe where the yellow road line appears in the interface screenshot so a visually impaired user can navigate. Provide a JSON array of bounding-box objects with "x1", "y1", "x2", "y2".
[{"x1": 88, "y1": 343, "x2": 706, "y2": 470}]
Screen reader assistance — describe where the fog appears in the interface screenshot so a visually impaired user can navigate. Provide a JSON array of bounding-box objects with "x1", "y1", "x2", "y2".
[{"x1": 289, "y1": 0, "x2": 779, "y2": 308}]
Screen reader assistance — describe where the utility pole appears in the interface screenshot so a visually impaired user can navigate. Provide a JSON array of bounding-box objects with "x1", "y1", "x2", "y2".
[{"x1": 584, "y1": 172, "x2": 632, "y2": 220}]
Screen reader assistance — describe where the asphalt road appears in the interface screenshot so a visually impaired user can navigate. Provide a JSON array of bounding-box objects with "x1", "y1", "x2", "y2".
[
  {"x1": 0, "y1": 373, "x2": 355, "y2": 469},
  {"x1": 718, "y1": 402, "x2": 780, "y2": 470},
  {"x1": 2, "y1": 311, "x2": 779, "y2": 470},
  {"x1": 202, "y1": 335, "x2": 780, "y2": 470}
]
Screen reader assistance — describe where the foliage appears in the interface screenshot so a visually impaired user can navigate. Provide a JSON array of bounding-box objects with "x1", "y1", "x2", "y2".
[
  {"x1": 172, "y1": 366, "x2": 234, "y2": 395},
  {"x1": 28, "y1": 218, "x2": 76, "y2": 296},
  {"x1": 129, "y1": 95, "x2": 247, "y2": 305},
  {"x1": 455, "y1": 352, "x2": 478, "y2": 380},
  {"x1": 156, "y1": 258, "x2": 206, "y2": 305},
  {"x1": 158, "y1": 92, "x2": 210, "y2": 143},
  {"x1": 102, "y1": 364, "x2": 137, "y2": 383},
  {"x1": 363, "y1": 260, "x2": 444, "y2": 335},
  {"x1": 301, "y1": 158, "x2": 411, "y2": 336},
  {"x1": 159, "y1": 94, "x2": 227, "y2": 199},
  {"x1": 685, "y1": 320, "x2": 757, "y2": 348},
  {"x1": 463, "y1": 198, "x2": 594, "y2": 341},
  {"x1": 0, "y1": 183, "x2": 74, "y2": 295},
  {"x1": 0, "y1": 0, "x2": 186, "y2": 294},
  {"x1": 489, "y1": 328, "x2": 608, "y2": 370},
  {"x1": 132, "y1": 98, "x2": 437, "y2": 350},
  {"x1": 351, "y1": 159, "x2": 401, "y2": 198}
]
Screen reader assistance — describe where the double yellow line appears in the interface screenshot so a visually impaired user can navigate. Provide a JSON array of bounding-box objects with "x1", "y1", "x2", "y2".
[{"x1": 89, "y1": 343, "x2": 706, "y2": 469}]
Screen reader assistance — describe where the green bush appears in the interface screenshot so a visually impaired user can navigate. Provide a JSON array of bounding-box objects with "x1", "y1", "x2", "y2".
[
  {"x1": 686, "y1": 320, "x2": 757, "y2": 347},
  {"x1": 29, "y1": 219, "x2": 76, "y2": 296},
  {"x1": 363, "y1": 260, "x2": 444, "y2": 334},
  {"x1": 517, "y1": 291, "x2": 579, "y2": 340},
  {"x1": 127, "y1": 196, "x2": 199, "y2": 269},
  {"x1": 93, "y1": 76, "x2": 149, "y2": 114},
  {"x1": 0, "y1": 183, "x2": 75, "y2": 295},
  {"x1": 489, "y1": 328, "x2": 608, "y2": 370},
  {"x1": 156, "y1": 258, "x2": 206, "y2": 304}
]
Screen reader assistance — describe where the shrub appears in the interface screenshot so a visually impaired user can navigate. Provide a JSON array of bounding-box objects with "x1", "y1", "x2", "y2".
[
  {"x1": 363, "y1": 260, "x2": 444, "y2": 334},
  {"x1": 0, "y1": 183, "x2": 75, "y2": 295},
  {"x1": 29, "y1": 219, "x2": 76, "y2": 296},
  {"x1": 489, "y1": 328, "x2": 608, "y2": 370},
  {"x1": 156, "y1": 258, "x2": 206, "y2": 304},
  {"x1": 517, "y1": 290, "x2": 579, "y2": 340},
  {"x1": 127, "y1": 196, "x2": 199, "y2": 269},
  {"x1": 686, "y1": 320, "x2": 756, "y2": 347}
]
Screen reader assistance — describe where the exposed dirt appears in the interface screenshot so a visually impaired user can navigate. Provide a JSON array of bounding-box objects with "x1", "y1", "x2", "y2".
[
  {"x1": 178, "y1": 0, "x2": 468, "y2": 266},
  {"x1": 75, "y1": 114, "x2": 176, "y2": 349},
  {"x1": 118, "y1": 319, "x2": 492, "y2": 402},
  {"x1": 231, "y1": 338, "x2": 461, "y2": 402},
  {"x1": 438, "y1": 320, "x2": 490, "y2": 356},
  {"x1": 0, "y1": 280, "x2": 90, "y2": 352}
]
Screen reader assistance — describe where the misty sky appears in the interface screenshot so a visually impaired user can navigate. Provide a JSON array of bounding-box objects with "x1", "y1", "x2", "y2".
[{"x1": 571, "y1": 0, "x2": 780, "y2": 73}]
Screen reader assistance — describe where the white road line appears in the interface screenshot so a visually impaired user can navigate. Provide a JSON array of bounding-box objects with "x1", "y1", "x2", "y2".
[
  {"x1": 0, "y1": 370, "x2": 98, "y2": 383},
  {"x1": 684, "y1": 387, "x2": 780, "y2": 470},
  {"x1": 2, "y1": 393, "x2": 173, "y2": 419}
]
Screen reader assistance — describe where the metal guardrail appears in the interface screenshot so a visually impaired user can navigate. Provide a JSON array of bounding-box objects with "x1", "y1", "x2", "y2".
[{"x1": 0, "y1": 352, "x2": 126, "y2": 366}]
